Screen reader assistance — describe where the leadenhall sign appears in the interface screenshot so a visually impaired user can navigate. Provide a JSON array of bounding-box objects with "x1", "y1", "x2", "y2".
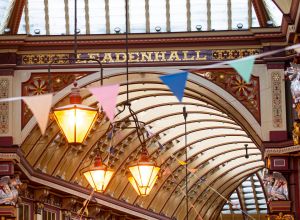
[{"x1": 19, "y1": 49, "x2": 261, "y2": 65}]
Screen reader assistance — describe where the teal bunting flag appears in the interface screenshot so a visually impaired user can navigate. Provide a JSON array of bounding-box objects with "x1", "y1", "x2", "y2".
[{"x1": 229, "y1": 56, "x2": 255, "y2": 83}]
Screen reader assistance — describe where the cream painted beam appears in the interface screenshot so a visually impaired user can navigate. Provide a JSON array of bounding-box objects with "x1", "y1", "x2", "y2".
[{"x1": 272, "y1": 0, "x2": 292, "y2": 14}]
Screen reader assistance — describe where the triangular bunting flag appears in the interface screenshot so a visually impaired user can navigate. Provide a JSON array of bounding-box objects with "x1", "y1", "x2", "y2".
[
  {"x1": 89, "y1": 84, "x2": 119, "y2": 122},
  {"x1": 159, "y1": 72, "x2": 188, "y2": 102},
  {"x1": 158, "y1": 142, "x2": 164, "y2": 150},
  {"x1": 22, "y1": 94, "x2": 53, "y2": 135},
  {"x1": 177, "y1": 159, "x2": 187, "y2": 165},
  {"x1": 229, "y1": 56, "x2": 255, "y2": 83}
]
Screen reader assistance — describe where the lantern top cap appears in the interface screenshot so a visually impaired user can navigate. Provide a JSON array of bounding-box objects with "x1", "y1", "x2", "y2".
[
  {"x1": 82, "y1": 157, "x2": 113, "y2": 173},
  {"x1": 53, "y1": 104, "x2": 98, "y2": 111}
]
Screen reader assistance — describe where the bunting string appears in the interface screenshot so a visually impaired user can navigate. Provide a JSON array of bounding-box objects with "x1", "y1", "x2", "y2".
[
  {"x1": 186, "y1": 167, "x2": 256, "y2": 220},
  {"x1": 8, "y1": 43, "x2": 300, "y2": 134}
]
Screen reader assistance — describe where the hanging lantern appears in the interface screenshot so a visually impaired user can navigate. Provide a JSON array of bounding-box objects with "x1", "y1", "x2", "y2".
[
  {"x1": 128, "y1": 148, "x2": 160, "y2": 196},
  {"x1": 53, "y1": 84, "x2": 98, "y2": 144},
  {"x1": 83, "y1": 156, "x2": 114, "y2": 192}
]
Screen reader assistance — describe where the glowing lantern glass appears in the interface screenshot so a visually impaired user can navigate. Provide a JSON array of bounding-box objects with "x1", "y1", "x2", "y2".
[
  {"x1": 128, "y1": 150, "x2": 160, "y2": 196},
  {"x1": 83, "y1": 157, "x2": 114, "y2": 192},
  {"x1": 53, "y1": 86, "x2": 98, "y2": 144}
]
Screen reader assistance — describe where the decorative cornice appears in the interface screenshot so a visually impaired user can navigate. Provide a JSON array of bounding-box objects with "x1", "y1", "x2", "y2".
[
  {"x1": 0, "y1": 153, "x2": 20, "y2": 162},
  {"x1": 0, "y1": 146, "x2": 171, "y2": 220},
  {"x1": 264, "y1": 144, "x2": 300, "y2": 157},
  {"x1": 0, "y1": 30, "x2": 287, "y2": 53}
]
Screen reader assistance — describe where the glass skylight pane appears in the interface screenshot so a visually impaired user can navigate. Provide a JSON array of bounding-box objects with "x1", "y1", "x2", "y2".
[
  {"x1": 263, "y1": 0, "x2": 283, "y2": 26},
  {"x1": 109, "y1": 0, "x2": 126, "y2": 33},
  {"x1": 0, "y1": 0, "x2": 13, "y2": 30},
  {"x1": 244, "y1": 193, "x2": 254, "y2": 198},
  {"x1": 251, "y1": 5, "x2": 259, "y2": 27},
  {"x1": 245, "y1": 199, "x2": 255, "y2": 204},
  {"x1": 231, "y1": 0, "x2": 248, "y2": 29},
  {"x1": 27, "y1": 0, "x2": 46, "y2": 35},
  {"x1": 48, "y1": 0, "x2": 66, "y2": 35},
  {"x1": 17, "y1": 9, "x2": 26, "y2": 34},
  {"x1": 210, "y1": 0, "x2": 228, "y2": 30},
  {"x1": 129, "y1": 0, "x2": 146, "y2": 33},
  {"x1": 69, "y1": 0, "x2": 86, "y2": 34},
  {"x1": 223, "y1": 204, "x2": 229, "y2": 209},
  {"x1": 242, "y1": 181, "x2": 252, "y2": 187},
  {"x1": 89, "y1": 0, "x2": 106, "y2": 34},
  {"x1": 149, "y1": 0, "x2": 166, "y2": 32},
  {"x1": 170, "y1": 0, "x2": 187, "y2": 32},
  {"x1": 247, "y1": 209, "x2": 257, "y2": 214},
  {"x1": 190, "y1": 0, "x2": 207, "y2": 31}
]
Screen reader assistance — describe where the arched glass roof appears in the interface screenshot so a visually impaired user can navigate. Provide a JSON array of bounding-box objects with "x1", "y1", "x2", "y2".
[
  {"x1": 0, "y1": 0, "x2": 283, "y2": 35},
  {"x1": 221, "y1": 172, "x2": 267, "y2": 217}
]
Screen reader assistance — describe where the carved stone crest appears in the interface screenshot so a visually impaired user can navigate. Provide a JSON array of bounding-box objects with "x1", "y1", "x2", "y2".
[{"x1": 0, "y1": 175, "x2": 22, "y2": 206}]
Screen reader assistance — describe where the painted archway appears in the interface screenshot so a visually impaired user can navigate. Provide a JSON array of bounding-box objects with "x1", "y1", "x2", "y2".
[{"x1": 21, "y1": 70, "x2": 264, "y2": 220}]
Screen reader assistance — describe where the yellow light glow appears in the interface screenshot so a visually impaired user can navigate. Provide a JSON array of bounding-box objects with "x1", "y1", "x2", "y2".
[
  {"x1": 83, "y1": 168, "x2": 114, "y2": 192},
  {"x1": 53, "y1": 104, "x2": 98, "y2": 144},
  {"x1": 128, "y1": 164, "x2": 160, "y2": 196}
]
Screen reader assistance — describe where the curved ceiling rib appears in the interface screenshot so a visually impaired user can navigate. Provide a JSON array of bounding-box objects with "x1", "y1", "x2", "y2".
[
  {"x1": 164, "y1": 159, "x2": 263, "y2": 218},
  {"x1": 21, "y1": 71, "x2": 264, "y2": 219}
]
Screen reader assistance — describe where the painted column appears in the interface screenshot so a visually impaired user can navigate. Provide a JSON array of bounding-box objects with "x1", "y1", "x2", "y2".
[{"x1": 263, "y1": 62, "x2": 287, "y2": 141}]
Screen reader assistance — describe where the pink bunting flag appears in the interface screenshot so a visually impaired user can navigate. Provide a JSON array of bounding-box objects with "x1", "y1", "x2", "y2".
[
  {"x1": 22, "y1": 94, "x2": 53, "y2": 135},
  {"x1": 89, "y1": 84, "x2": 119, "y2": 122}
]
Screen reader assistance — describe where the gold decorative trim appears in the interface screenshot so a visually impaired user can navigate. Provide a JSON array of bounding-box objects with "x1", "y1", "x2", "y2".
[
  {"x1": 271, "y1": 71, "x2": 283, "y2": 128},
  {"x1": 264, "y1": 145, "x2": 300, "y2": 157},
  {"x1": 18, "y1": 48, "x2": 262, "y2": 65},
  {"x1": 0, "y1": 78, "x2": 9, "y2": 134}
]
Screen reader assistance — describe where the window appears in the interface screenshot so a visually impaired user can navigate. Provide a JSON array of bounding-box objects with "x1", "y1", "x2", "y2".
[
  {"x1": 18, "y1": 203, "x2": 31, "y2": 220},
  {"x1": 48, "y1": 0, "x2": 66, "y2": 35},
  {"x1": 27, "y1": 0, "x2": 46, "y2": 35},
  {"x1": 0, "y1": 0, "x2": 13, "y2": 30},
  {"x1": 231, "y1": 0, "x2": 249, "y2": 29},
  {"x1": 109, "y1": 0, "x2": 126, "y2": 34},
  {"x1": 43, "y1": 209, "x2": 56, "y2": 220},
  {"x1": 68, "y1": 0, "x2": 86, "y2": 34},
  {"x1": 89, "y1": 0, "x2": 106, "y2": 34},
  {"x1": 190, "y1": 0, "x2": 208, "y2": 31},
  {"x1": 129, "y1": 0, "x2": 146, "y2": 33},
  {"x1": 149, "y1": 0, "x2": 166, "y2": 32},
  {"x1": 169, "y1": 0, "x2": 187, "y2": 32},
  {"x1": 210, "y1": 0, "x2": 228, "y2": 30}
]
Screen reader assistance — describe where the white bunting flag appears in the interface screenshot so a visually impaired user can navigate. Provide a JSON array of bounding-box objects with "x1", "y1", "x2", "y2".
[{"x1": 23, "y1": 94, "x2": 53, "y2": 135}]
